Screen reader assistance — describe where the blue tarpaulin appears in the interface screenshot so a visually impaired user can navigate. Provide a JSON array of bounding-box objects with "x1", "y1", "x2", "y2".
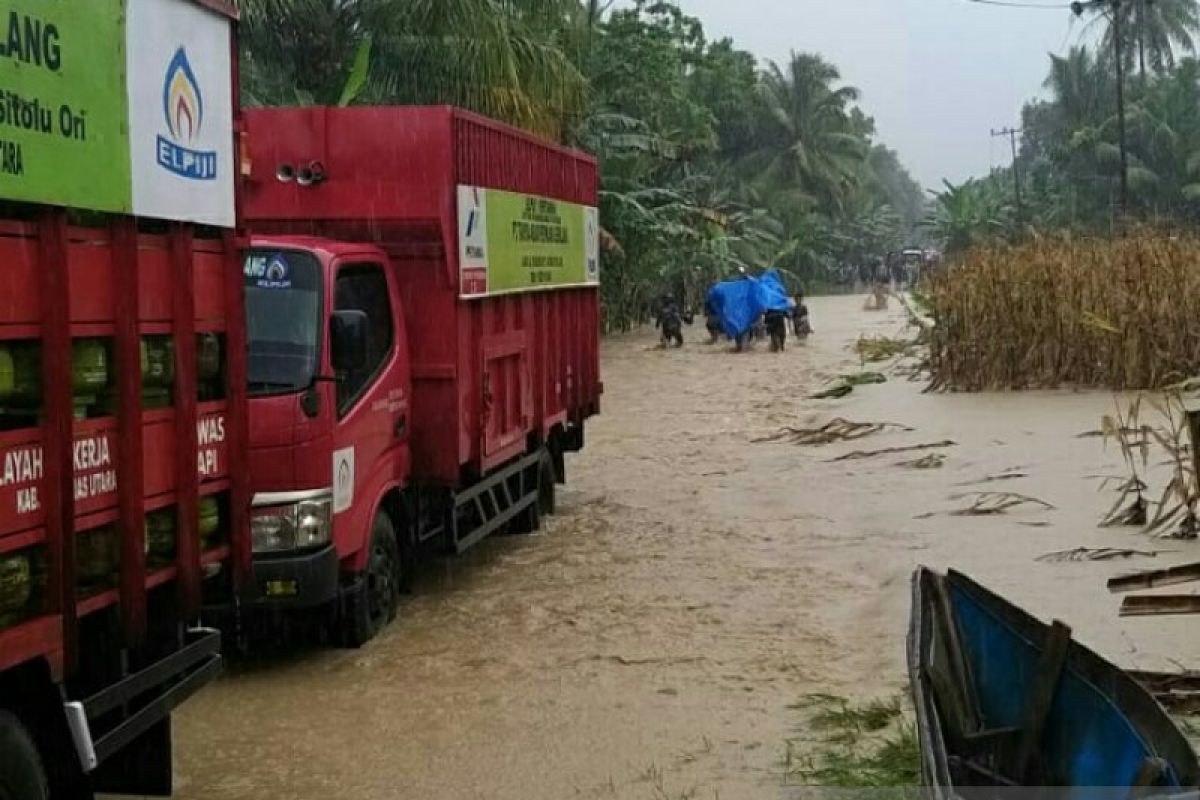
[{"x1": 705, "y1": 270, "x2": 793, "y2": 339}]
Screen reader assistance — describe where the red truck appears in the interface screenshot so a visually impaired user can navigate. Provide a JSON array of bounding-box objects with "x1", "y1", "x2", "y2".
[
  {"x1": 0, "y1": 1, "x2": 247, "y2": 797},
  {"x1": 240, "y1": 106, "x2": 601, "y2": 643}
]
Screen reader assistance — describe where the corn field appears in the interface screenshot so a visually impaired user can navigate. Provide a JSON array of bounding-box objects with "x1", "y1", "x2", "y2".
[{"x1": 927, "y1": 233, "x2": 1200, "y2": 391}]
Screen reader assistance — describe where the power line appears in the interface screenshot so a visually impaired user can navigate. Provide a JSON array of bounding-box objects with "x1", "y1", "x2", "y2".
[{"x1": 960, "y1": 0, "x2": 1072, "y2": 9}]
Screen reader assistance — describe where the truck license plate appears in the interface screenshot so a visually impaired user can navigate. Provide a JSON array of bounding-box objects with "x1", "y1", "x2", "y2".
[{"x1": 264, "y1": 579, "x2": 298, "y2": 598}]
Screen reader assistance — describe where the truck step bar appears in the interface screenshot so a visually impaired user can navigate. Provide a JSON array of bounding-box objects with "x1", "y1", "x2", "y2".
[
  {"x1": 66, "y1": 628, "x2": 222, "y2": 772},
  {"x1": 448, "y1": 449, "x2": 542, "y2": 554}
]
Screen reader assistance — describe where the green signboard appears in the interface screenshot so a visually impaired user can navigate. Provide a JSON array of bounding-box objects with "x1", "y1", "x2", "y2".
[
  {"x1": 0, "y1": 1, "x2": 131, "y2": 212},
  {"x1": 458, "y1": 185, "x2": 600, "y2": 298}
]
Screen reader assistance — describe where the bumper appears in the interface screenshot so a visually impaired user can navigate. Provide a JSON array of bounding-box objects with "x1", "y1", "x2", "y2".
[{"x1": 252, "y1": 544, "x2": 340, "y2": 610}]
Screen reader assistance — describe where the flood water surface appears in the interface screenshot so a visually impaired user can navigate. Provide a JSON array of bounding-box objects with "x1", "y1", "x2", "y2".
[{"x1": 173, "y1": 295, "x2": 1200, "y2": 799}]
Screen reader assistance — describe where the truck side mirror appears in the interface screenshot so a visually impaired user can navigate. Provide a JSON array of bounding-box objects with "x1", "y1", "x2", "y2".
[{"x1": 330, "y1": 310, "x2": 368, "y2": 373}]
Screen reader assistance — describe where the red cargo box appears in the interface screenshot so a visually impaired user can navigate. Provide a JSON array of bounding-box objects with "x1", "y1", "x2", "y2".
[
  {"x1": 243, "y1": 106, "x2": 601, "y2": 485},
  {"x1": 0, "y1": 220, "x2": 249, "y2": 679}
]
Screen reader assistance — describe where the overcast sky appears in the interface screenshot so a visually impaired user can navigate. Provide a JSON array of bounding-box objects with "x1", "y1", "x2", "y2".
[{"x1": 615, "y1": 0, "x2": 1092, "y2": 191}]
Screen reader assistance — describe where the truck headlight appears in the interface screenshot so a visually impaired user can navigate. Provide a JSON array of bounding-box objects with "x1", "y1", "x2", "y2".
[
  {"x1": 252, "y1": 498, "x2": 332, "y2": 553},
  {"x1": 295, "y1": 499, "x2": 332, "y2": 549}
]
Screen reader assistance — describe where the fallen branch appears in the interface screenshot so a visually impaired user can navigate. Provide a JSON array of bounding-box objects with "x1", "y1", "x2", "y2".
[
  {"x1": 955, "y1": 472, "x2": 1030, "y2": 488},
  {"x1": 948, "y1": 492, "x2": 1056, "y2": 516},
  {"x1": 1037, "y1": 547, "x2": 1163, "y2": 563},
  {"x1": 828, "y1": 440, "x2": 956, "y2": 463}
]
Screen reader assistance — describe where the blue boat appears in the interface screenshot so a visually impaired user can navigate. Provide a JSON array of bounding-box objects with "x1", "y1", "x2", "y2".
[{"x1": 908, "y1": 568, "x2": 1199, "y2": 796}]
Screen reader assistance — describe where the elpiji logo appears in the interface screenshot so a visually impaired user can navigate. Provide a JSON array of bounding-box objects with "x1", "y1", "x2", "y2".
[{"x1": 156, "y1": 48, "x2": 217, "y2": 181}]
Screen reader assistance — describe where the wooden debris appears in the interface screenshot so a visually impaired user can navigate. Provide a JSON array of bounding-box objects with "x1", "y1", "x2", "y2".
[
  {"x1": 1129, "y1": 670, "x2": 1200, "y2": 714},
  {"x1": 897, "y1": 454, "x2": 945, "y2": 470},
  {"x1": 754, "y1": 418, "x2": 913, "y2": 446},
  {"x1": 1119, "y1": 595, "x2": 1200, "y2": 617},
  {"x1": 827, "y1": 440, "x2": 956, "y2": 463},
  {"x1": 1106, "y1": 560, "x2": 1200, "y2": 594},
  {"x1": 1036, "y1": 547, "x2": 1162, "y2": 563}
]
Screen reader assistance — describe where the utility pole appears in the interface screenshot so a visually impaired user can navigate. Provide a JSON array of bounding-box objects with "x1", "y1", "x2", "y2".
[{"x1": 991, "y1": 126, "x2": 1024, "y2": 226}]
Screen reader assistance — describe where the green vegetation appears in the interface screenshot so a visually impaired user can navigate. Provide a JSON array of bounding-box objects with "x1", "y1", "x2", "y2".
[
  {"x1": 934, "y1": 1, "x2": 1200, "y2": 252},
  {"x1": 783, "y1": 694, "x2": 920, "y2": 787},
  {"x1": 240, "y1": 0, "x2": 924, "y2": 328}
]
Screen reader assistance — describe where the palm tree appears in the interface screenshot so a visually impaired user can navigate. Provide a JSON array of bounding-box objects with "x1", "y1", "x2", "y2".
[
  {"x1": 1080, "y1": 0, "x2": 1200, "y2": 78},
  {"x1": 240, "y1": 0, "x2": 586, "y2": 140},
  {"x1": 1045, "y1": 46, "x2": 1111, "y2": 131},
  {"x1": 749, "y1": 52, "x2": 868, "y2": 216}
]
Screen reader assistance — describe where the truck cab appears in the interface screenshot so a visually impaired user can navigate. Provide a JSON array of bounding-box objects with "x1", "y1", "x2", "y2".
[
  {"x1": 244, "y1": 238, "x2": 412, "y2": 644},
  {"x1": 239, "y1": 106, "x2": 602, "y2": 647}
]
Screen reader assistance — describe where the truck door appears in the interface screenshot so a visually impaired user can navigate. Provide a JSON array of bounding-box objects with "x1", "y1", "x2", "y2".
[
  {"x1": 481, "y1": 330, "x2": 532, "y2": 468},
  {"x1": 330, "y1": 259, "x2": 407, "y2": 552}
]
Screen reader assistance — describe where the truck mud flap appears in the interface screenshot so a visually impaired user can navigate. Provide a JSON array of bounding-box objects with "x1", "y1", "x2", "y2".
[
  {"x1": 449, "y1": 449, "x2": 541, "y2": 554},
  {"x1": 73, "y1": 628, "x2": 221, "y2": 794}
]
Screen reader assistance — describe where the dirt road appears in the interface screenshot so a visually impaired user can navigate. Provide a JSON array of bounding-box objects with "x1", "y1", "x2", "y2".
[{"x1": 173, "y1": 294, "x2": 1200, "y2": 799}]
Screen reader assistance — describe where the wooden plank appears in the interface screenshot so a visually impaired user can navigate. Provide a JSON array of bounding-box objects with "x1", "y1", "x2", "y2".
[
  {"x1": 1120, "y1": 595, "x2": 1200, "y2": 617},
  {"x1": 1014, "y1": 620, "x2": 1072, "y2": 782},
  {"x1": 1108, "y1": 561, "x2": 1200, "y2": 594}
]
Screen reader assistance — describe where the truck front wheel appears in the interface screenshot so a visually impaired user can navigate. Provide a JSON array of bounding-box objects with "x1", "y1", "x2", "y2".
[
  {"x1": 0, "y1": 711, "x2": 48, "y2": 800},
  {"x1": 341, "y1": 513, "x2": 401, "y2": 648}
]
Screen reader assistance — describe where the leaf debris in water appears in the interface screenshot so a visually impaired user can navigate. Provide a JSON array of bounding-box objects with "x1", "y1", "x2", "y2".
[
  {"x1": 1037, "y1": 547, "x2": 1164, "y2": 563},
  {"x1": 754, "y1": 418, "x2": 912, "y2": 446},
  {"x1": 896, "y1": 454, "x2": 945, "y2": 469},
  {"x1": 948, "y1": 492, "x2": 1055, "y2": 516},
  {"x1": 828, "y1": 440, "x2": 956, "y2": 463}
]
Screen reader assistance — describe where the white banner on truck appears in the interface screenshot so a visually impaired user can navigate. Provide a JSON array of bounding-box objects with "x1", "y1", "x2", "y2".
[{"x1": 126, "y1": 0, "x2": 235, "y2": 227}]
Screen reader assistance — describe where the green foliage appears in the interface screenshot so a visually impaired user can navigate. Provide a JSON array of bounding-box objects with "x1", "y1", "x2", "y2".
[
  {"x1": 925, "y1": 178, "x2": 1010, "y2": 255},
  {"x1": 783, "y1": 694, "x2": 920, "y2": 788},
  {"x1": 240, "y1": 0, "x2": 586, "y2": 138},
  {"x1": 241, "y1": 0, "x2": 926, "y2": 327},
  {"x1": 940, "y1": 7, "x2": 1200, "y2": 251},
  {"x1": 337, "y1": 36, "x2": 372, "y2": 108}
]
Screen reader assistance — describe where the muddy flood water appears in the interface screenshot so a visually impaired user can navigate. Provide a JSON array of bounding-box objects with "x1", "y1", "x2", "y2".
[{"x1": 171, "y1": 294, "x2": 1200, "y2": 799}]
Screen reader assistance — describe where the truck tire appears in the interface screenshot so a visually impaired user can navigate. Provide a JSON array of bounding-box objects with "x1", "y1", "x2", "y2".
[
  {"x1": 537, "y1": 449, "x2": 557, "y2": 517},
  {"x1": 341, "y1": 513, "x2": 400, "y2": 648},
  {"x1": 0, "y1": 712, "x2": 48, "y2": 800}
]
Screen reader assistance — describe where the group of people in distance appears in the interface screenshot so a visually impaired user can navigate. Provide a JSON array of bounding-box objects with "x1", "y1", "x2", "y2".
[{"x1": 655, "y1": 291, "x2": 812, "y2": 353}]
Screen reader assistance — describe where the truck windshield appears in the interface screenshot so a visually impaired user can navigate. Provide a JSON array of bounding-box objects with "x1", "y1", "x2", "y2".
[{"x1": 244, "y1": 249, "x2": 322, "y2": 396}]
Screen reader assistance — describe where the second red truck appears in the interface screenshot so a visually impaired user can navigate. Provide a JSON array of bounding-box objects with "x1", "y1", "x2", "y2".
[{"x1": 240, "y1": 106, "x2": 602, "y2": 643}]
